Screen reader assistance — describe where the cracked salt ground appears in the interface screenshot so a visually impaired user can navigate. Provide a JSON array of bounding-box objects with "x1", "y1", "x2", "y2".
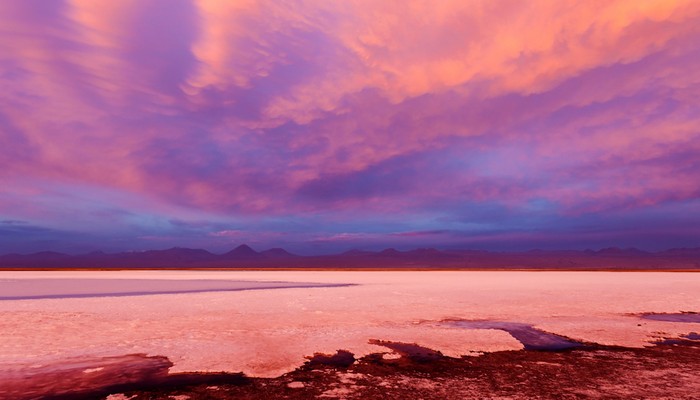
[
  {"x1": 319, "y1": 372, "x2": 367, "y2": 398},
  {"x1": 2, "y1": 270, "x2": 700, "y2": 378}
]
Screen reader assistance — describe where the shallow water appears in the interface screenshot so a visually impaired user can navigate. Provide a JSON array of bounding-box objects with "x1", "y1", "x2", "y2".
[
  {"x1": 683, "y1": 332, "x2": 700, "y2": 340},
  {"x1": 0, "y1": 278, "x2": 349, "y2": 300},
  {"x1": 444, "y1": 320, "x2": 583, "y2": 350},
  {"x1": 640, "y1": 313, "x2": 700, "y2": 323}
]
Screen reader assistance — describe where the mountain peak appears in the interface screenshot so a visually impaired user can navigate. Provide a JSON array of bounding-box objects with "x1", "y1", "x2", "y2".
[
  {"x1": 379, "y1": 248, "x2": 402, "y2": 256},
  {"x1": 224, "y1": 244, "x2": 260, "y2": 258}
]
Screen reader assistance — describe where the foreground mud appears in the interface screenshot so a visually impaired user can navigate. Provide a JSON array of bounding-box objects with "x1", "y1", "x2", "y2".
[{"x1": 12, "y1": 339, "x2": 696, "y2": 400}]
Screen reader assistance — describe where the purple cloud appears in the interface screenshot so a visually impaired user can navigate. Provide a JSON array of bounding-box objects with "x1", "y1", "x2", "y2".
[{"x1": 1, "y1": 1, "x2": 700, "y2": 253}]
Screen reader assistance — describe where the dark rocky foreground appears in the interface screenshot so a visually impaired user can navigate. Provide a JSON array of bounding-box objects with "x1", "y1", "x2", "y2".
[{"x1": 5, "y1": 339, "x2": 700, "y2": 400}]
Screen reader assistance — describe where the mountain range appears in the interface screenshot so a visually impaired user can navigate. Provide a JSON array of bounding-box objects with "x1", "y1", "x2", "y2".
[{"x1": 1, "y1": 245, "x2": 699, "y2": 269}]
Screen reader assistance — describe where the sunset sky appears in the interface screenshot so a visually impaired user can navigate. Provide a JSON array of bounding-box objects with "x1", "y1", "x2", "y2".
[{"x1": 1, "y1": 0, "x2": 700, "y2": 254}]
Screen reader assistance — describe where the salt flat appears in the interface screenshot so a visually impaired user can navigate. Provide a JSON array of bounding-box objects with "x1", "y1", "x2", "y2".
[{"x1": 1, "y1": 270, "x2": 699, "y2": 378}]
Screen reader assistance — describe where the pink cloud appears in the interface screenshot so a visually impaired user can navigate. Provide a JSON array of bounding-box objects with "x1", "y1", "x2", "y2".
[{"x1": 209, "y1": 230, "x2": 245, "y2": 238}]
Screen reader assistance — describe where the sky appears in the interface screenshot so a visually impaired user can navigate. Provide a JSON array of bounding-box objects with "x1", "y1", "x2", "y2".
[{"x1": 1, "y1": 0, "x2": 700, "y2": 255}]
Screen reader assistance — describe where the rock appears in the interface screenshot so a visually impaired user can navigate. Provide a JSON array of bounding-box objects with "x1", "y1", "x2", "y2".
[
  {"x1": 0, "y1": 354, "x2": 172, "y2": 400},
  {"x1": 305, "y1": 349, "x2": 356, "y2": 367}
]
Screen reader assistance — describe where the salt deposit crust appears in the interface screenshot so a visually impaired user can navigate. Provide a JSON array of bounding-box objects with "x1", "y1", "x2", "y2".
[{"x1": 1, "y1": 270, "x2": 699, "y2": 377}]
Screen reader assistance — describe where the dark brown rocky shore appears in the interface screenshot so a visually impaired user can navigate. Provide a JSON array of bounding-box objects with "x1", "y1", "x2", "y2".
[{"x1": 7, "y1": 339, "x2": 700, "y2": 400}]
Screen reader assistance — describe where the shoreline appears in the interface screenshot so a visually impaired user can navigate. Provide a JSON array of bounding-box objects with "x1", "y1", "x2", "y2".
[
  {"x1": 3, "y1": 270, "x2": 698, "y2": 398},
  {"x1": 2, "y1": 267, "x2": 700, "y2": 272},
  {"x1": 4, "y1": 339, "x2": 700, "y2": 400}
]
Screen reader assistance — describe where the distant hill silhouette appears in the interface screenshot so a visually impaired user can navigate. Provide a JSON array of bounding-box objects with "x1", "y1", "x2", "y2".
[
  {"x1": 0, "y1": 245, "x2": 698, "y2": 270},
  {"x1": 260, "y1": 248, "x2": 296, "y2": 258},
  {"x1": 222, "y1": 244, "x2": 261, "y2": 259},
  {"x1": 378, "y1": 248, "x2": 402, "y2": 257}
]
